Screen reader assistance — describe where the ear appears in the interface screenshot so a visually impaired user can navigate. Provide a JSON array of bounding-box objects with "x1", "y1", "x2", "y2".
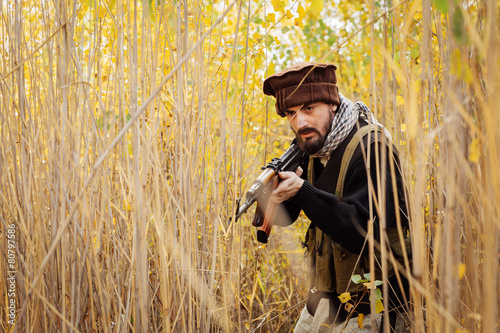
[{"x1": 330, "y1": 104, "x2": 338, "y2": 113}]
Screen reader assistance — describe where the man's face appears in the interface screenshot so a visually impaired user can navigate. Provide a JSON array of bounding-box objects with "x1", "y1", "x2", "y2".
[{"x1": 284, "y1": 102, "x2": 336, "y2": 155}]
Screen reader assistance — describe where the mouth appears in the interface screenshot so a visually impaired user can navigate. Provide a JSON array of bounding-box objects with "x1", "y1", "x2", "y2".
[{"x1": 298, "y1": 128, "x2": 318, "y2": 139}]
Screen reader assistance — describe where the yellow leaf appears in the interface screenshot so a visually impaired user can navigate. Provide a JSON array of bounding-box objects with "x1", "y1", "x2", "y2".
[
  {"x1": 468, "y1": 138, "x2": 480, "y2": 163},
  {"x1": 254, "y1": 54, "x2": 263, "y2": 67},
  {"x1": 375, "y1": 299, "x2": 384, "y2": 314},
  {"x1": 450, "y1": 50, "x2": 462, "y2": 76},
  {"x1": 451, "y1": 49, "x2": 473, "y2": 84},
  {"x1": 266, "y1": 62, "x2": 276, "y2": 76},
  {"x1": 297, "y1": 4, "x2": 306, "y2": 18},
  {"x1": 396, "y1": 95, "x2": 405, "y2": 106},
  {"x1": 97, "y1": 4, "x2": 107, "y2": 19},
  {"x1": 308, "y1": 0, "x2": 324, "y2": 15},
  {"x1": 401, "y1": 123, "x2": 406, "y2": 132},
  {"x1": 266, "y1": 13, "x2": 275, "y2": 23},
  {"x1": 463, "y1": 66, "x2": 473, "y2": 83},
  {"x1": 458, "y1": 263, "x2": 466, "y2": 279},
  {"x1": 271, "y1": 0, "x2": 284, "y2": 12},
  {"x1": 357, "y1": 313, "x2": 365, "y2": 329},
  {"x1": 123, "y1": 201, "x2": 132, "y2": 211},
  {"x1": 294, "y1": 17, "x2": 304, "y2": 28},
  {"x1": 338, "y1": 292, "x2": 351, "y2": 303},
  {"x1": 203, "y1": 17, "x2": 212, "y2": 26},
  {"x1": 285, "y1": 9, "x2": 294, "y2": 19}
]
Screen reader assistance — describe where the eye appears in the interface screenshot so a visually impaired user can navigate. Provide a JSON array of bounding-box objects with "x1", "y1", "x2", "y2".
[
  {"x1": 304, "y1": 105, "x2": 314, "y2": 112},
  {"x1": 284, "y1": 110, "x2": 296, "y2": 117}
]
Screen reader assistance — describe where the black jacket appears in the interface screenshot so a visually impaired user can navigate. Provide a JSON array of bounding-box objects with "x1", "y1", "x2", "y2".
[{"x1": 277, "y1": 119, "x2": 409, "y2": 255}]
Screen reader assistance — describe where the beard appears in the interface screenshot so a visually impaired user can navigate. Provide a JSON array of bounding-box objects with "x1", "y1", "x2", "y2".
[{"x1": 294, "y1": 112, "x2": 334, "y2": 155}]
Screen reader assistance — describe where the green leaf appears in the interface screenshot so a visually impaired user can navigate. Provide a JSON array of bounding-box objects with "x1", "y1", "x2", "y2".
[
  {"x1": 433, "y1": 0, "x2": 449, "y2": 14},
  {"x1": 374, "y1": 288, "x2": 382, "y2": 300},
  {"x1": 363, "y1": 273, "x2": 371, "y2": 280},
  {"x1": 318, "y1": 19, "x2": 326, "y2": 30},
  {"x1": 410, "y1": 46, "x2": 420, "y2": 59},
  {"x1": 363, "y1": 55, "x2": 371, "y2": 65},
  {"x1": 265, "y1": 34, "x2": 275, "y2": 47},
  {"x1": 375, "y1": 299, "x2": 384, "y2": 313},
  {"x1": 327, "y1": 35, "x2": 336, "y2": 46},
  {"x1": 452, "y1": 9, "x2": 467, "y2": 45},
  {"x1": 351, "y1": 274, "x2": 362, "y2": 284},
  {"x1": 394, "y1": 51, "x2": 400, "y2": 63},
  {"x1": 282, "y1": 26, "x2": 290, "y2": 34},
  {"x1": 311, "y1": 43, "x2": 318, "y2": 54},
  {"x1": 369, "y1": 288, "x2": 383, "y2": 306},
  {"x1": 308, "y1": 0, "x2": 324, "y2": 16}
]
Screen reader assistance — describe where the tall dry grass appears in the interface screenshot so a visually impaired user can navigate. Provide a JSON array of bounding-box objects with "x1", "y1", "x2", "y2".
[
  {"x1": 388, "y1": 2, "x2": 500, "y2": 332},
  {"x1": 0, "y1": 0, "x2": 305, "y2": 332},
  {"x1": 0, "y1": 0, "x2": 499, "y2": 332},
  {"x1": 342, "y1": 1, "x2": 500, "y2": 332}
]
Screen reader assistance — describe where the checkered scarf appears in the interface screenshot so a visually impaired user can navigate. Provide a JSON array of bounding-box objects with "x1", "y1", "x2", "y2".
[{"x1": 311, "y1": 93, "x2": 391, "y2": 158}]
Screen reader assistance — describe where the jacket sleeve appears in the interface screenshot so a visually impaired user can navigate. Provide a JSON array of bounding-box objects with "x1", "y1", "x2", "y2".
[
  {"x1": 289, "y1": 141, "x2": 409, "y2": 254},
  {"x1": 273, "y1": 199, "x2": 302, "y2": 227}
]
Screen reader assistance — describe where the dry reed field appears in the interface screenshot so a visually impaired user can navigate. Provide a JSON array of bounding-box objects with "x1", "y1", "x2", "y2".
[{"x1": 0, "y1": 0, "x2": 499, "y2": 332}]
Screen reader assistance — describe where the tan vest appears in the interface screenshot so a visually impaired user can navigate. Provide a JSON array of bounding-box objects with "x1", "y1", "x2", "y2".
[{"x1": 305, "y1": 124, "x2": 411, "y2": 294}]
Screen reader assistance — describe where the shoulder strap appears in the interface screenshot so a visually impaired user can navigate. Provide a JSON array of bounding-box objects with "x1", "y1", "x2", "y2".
[
  {"x1": 335, "y1": 124, "x2": 382, "y2": 200},
  {"x1": 307, "y1": 156, "x2": 315, "y2": 184}
]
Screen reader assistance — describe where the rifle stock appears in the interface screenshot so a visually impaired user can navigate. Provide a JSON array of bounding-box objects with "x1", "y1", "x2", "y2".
[{"x1": 256, "y1": 178, "x2": 279, "y2": 243}]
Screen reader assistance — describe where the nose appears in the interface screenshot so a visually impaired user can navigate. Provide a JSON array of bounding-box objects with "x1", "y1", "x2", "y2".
[{"x1": 295, "y1": 111, "x2": 308, "y2": 129}]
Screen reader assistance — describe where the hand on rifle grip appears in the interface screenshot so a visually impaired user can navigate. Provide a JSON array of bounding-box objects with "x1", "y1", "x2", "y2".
[{"x1": 269, "y1": 166, "x2": 304, "y2": 204}]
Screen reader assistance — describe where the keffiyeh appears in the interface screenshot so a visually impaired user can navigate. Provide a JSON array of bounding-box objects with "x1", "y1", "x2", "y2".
[{"x1": 311, "y1": 93, "x2": 391, "y2": 159}]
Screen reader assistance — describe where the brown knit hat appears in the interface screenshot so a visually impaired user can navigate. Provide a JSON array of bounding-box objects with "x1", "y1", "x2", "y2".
[{"x1": 263, "y1": 62, "x2": 340, "y2": 117}]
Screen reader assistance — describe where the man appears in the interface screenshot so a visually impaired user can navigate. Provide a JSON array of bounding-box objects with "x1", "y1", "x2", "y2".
[{"x1": 260, "y1": 62, "x2": 411, "y2": 332}]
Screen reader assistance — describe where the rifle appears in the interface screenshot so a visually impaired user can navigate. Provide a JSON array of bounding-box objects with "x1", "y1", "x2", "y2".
[{"x1": 233, "y1": 142, "x2": 305, "y2": 243}]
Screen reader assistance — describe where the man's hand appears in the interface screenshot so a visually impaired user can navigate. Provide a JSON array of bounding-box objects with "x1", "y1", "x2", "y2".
[{"x1": 270, "y1": 167, "x2": 304, "y2": 203}]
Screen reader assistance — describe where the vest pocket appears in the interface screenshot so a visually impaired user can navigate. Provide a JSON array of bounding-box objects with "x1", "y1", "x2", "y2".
[
  {"x1": 306, "y1": 226, "x2": 336, "y2": 293},
  {"x1": 332, "y1": 242, "x2": 366, "y2": 294}
]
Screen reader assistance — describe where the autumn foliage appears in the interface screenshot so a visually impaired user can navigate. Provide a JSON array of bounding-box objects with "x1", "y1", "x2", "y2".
[{"x1": 0, "y1": 0, "x2": 499, "y2": 332}]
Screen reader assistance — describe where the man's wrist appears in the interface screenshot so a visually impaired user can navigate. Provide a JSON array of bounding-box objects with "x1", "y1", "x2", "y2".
[{"x1": 292, "y1": 180, "x2": 316, "y2": 206}]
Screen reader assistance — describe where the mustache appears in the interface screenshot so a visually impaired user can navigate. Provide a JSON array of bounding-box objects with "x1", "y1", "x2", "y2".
[{"x1": 296, "y1": 127, "x2": 320, "y2": 136}]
